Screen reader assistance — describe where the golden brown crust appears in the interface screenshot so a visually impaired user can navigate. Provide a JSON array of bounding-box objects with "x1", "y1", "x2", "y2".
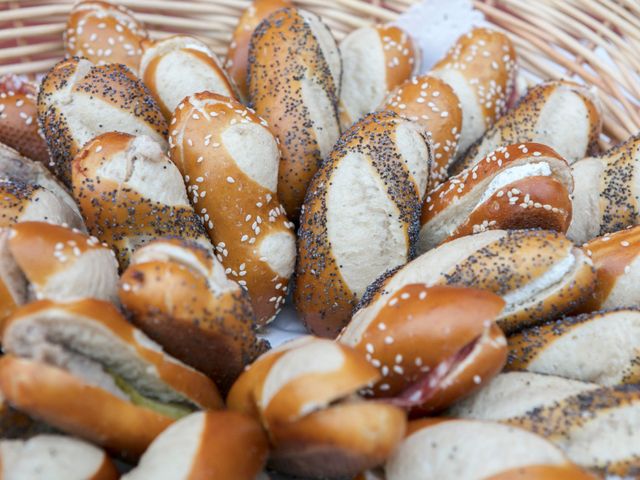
[
  {"x1": 483, "y1": 465, "x2": 599, "y2": 480},
  {"x1": 0, "y1": 76, "x2": 49, "y2": 167},
  {"x1": 169, "y1": 93, "x2": 295, "y2": 325},
  {"x1": 90, "y1": 456, "x2": 120, "y2": 480},
  {"x1": 64, "y1": 1, "x2": 148, "y2": 73},
  {"x1": 383, "y1": 75, "x2": 462, "y2": 186},
  {"x1": 248, "y1": 7, "x2": 340, "y2": 220},
  {"x1": 225, "y1": 0, "x2": 292, "y2": 100}
]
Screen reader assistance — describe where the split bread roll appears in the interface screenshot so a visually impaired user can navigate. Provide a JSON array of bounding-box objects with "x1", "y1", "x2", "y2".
[
  {"x1": 430, "y1": 28, "x2": 517, "y2": 157},
  {"x1": 339, "y1": 25, "x2": 419, "y2": 129},
  {"x1": 0, "y1": 434, "x2": 118, "y2": 480},
  {"x1": 354, "y1": 229, "x2": 595, "y2": 334},
  {"x1": 382, "y1": 74, "x2": 462, "y2": 186},
  {"x1": 169, "y1": 93, "x2": 296, "y2": 325},
  {"x1": 0, "y1": 299, "x2": 223, "y2": 459},
  {"x1": 339, "y1": 284, "x2": 507, "y2": 414},
  {"x1": 385, "y1": 419, "x2": 597, "y2": 480},
  {"x1": 38, "y1": 57, "x2": 167, "y2": 186},
  {"x1": 249, "y1": 7, "x2": 341, "y2": 220},
  {"x1": 456, "y1": 81, "x2": 602, "y2": 174},
  {"x1": 295, "y1": 111, "x2": 432, "y2": 337},
  {"x1": 507, "y1": 309, "x2": 640, "y2": 386},
  {"x1": 0, "y1": 142, "x2": 85, "y2": 230},
  {"x1": 123, "y1": 411, "x2": 268, "y2": 480},
  {"x1": 581, "y1": 225, "x2": 640, "y2": 311},
  {"x1": 418, "y1": 143, "x2": 573, "y2": 253},
  {"x1": 567, "y1": 135, "x2": 640, "y2": 244},
  {"x1": 0, "y1": 75, "x2": 49, "y2": 166},
  {"x1": 140, "y1": 35, "x2": 238, "y2": 120},
  {"x1": 72, "y1": 132, "x2": 210, "y2": 269},
  {"x1": 0, "y1": 221, "x2": 118, "y2": 324},
  {"x1": 227, "y1": 336, "x2": 407, "y2": 479},
  {"x1": 225, "y1": 0, "x2": 292, "y2": 100},
  {"x1": 120, "y1": 238, "x2": 266, "y2": 393}
]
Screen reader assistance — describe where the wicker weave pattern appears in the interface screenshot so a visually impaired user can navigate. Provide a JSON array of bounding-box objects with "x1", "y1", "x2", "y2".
[{"x1": 0, "y1": 0, "x2": 638, "y2": 146}]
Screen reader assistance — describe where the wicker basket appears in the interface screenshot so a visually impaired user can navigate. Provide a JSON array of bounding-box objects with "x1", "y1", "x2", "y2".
[{"x1": 0, "y1": 0, "x2": 638, "y2": 148}]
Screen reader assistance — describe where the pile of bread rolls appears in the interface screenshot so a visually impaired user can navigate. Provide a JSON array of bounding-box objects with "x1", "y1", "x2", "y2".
[{"x1": 0, "y1": 0, "x2": 639, "y2": 478}]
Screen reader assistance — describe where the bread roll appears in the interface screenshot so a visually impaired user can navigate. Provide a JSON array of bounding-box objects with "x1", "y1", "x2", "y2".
[
  {"x1": 0, "y1": 298, "x2": 223, "y2": 458},
  {"x1": 169, "y1": 93, "x2": 296, "y2": 325},
  {"x1": 225, "y1": 0, "x2": 292, "y2": 100},
  {"x1": 140, "y1": 35, "x2": 238, "y2": 120},
  {"x1": 339, "y1": 284, "x2": 506, "y2": 414},
  {"x1": 339, "y1": 25, "x2": 419, "y2": 129},
  {"x1": 227, "y1": 336, "x2": 407, "y2": 478},
  {"x1": 581, "y1": 225, "x2": 640, "y2": 311},
  {"x1": 295, "y1": 111, "x2": 431, "y2": 337},
  {"x1": 64, "y1": 0, "x2": 148, "y2": 73},
  {"x1": 457, "y1": 81, "x2": 601, "y2": 173},
  {"x1": 72, "y1": 132, "x2": 209, "y2": 268},
  {"x1": 0, "y1": 397, "x2": 56, "y2": 439},
  {"x1": 249, "y1": 7, "x2": 341, "y2": 220},
  {"x1": 507, "y1": 309, "x2": 640, "y2": 386},
  {"x1": 0, "y1": 75, "x2": 49, "y2": 167},
  {"x1": 568, "y1": 135, "x2": 640, "y2": 244},
  {"x1": 354, "y1": 229, "x2": 595, "y2": 334},
  {"x1": 38, "y1": 58, "x2": 167, "y2": 186},
  {"x1": 418, "y1": 143, "x2": 573, "y2": 253},
  {"x1": 431, "y1": 28, "x2": 517, "y2": 156},
  {"x1": 123, "y1": 411, "x2": 268, "y2": 480},
  {"x1": 382, "y1": 75, "x2": 462, "y2": 186},
  {"x1": 0, "y1": 221, "x2": 118, "y2": 325},
  {"x1": 120, "y1": 238, "x2": 266, "y2": 393},
  {"x1": 0, "y1": 434, "x2": 118, "y2": 480}
]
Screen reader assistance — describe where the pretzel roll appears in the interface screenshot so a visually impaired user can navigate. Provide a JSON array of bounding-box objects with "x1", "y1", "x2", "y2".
[
  {"x1": 340, "y1": 284, "x2": 506, "y2": 414},
  {"x1": 225, "y1": 0, "x2": 292, "y2": 100},
  {"x1": 568, "y1": 135, "x2": 640, "y2": 244},
  {"x1": 386, "y1": 419, "x2": 583, "y2": 480},
  {"x1": 339, "y1": 25, "x2": 419, "y2": 129},
  {"x1": 0, "y1": 299, "x2": 223, "y2": 458},
  {"x1": 169, "y1": 93, "x2": 295, "y2": 325},
  {"x1": 72, "y1": 132, "x2": 209, "y2": 269},
  {"x1": 0, "y1": 76, "x2": 49, "y2": 166},
  {"x1": 227, "y1": 337, "x2": 407, "y2": 478},
  {"x1": 249, "y1": 7, "x2": 341, "y2": 220},
  {"x1": 507, "y1": 309, "x2": 640, "y2": 386},
  {"x1": 355, "y1": 229, "x2": 595, "y2": 334},
  {"x1": 295, "y1": 111, "x2": 431, "y2": 337},
  {"x1": 120, "y1": 238, "x2": 265, "y2": 393},
  {"x1": 382, "y1": 75, "x2": 462, "y2": 186},
  {"x1": 430, "y1": 28, "x2": 517, "y2": 156},
  {"x1": 38, "y1": 58, "x2": 167, "y2": 186},
  {"x1": 64, "y1": 0, "x2": 148, "y2": 73},
  {"x1": 123, "y1": 411, "x2": 268, "y2": 480},
  {"x1": 0, "y1": 434, "x2": 118, "y2": 480},
  {"x1": 418, "y1": 143, "x2": 573, "y2": 253},
  {"x1": 581, "y1": 226, "x2": 640, "y2": 311},
  {"x1": 457, "y1": 81, "x2": 602, "y2": 174},
  {"x1": 140, "y1": 36, "x2": 237, "y2": 120}
]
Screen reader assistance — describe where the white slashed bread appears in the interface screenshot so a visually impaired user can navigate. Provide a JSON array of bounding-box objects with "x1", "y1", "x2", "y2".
[
  {"x1": 0, "y1": 435, "x2": 118, "y2": 480},
  {"x1": 140, "y1": 35, "x2": 238, "y2": 120},
  {"x1": 568, "y1": 134, "x2": 640, "y2": 244},
  {"x1": 295, "y1": 111, "x2": 432, "y2": 337},
  {"x1": 122, "y1": 411, "x2": 269, "y2": 480},
  {"x1": 354, "y1": 229, "x2": 595, "y2": 334},
  {"x1": 248, "y1": 7, "x2": 341, "y2": 220},
  {"x1": 38, "y1": 58, "x2": 167, "y2": 186},
  {"x1": 457, "y1": 80, "x2": 602, "y2": 173},
  {"x1": 64, "y1": 0, "x2": 148, "y2": 74},
  {"x1": 72, "y1": 132, "x2": 210, "y2": 269},
  {"x1": 430, "y1": 28, "x2": 517, "y2": 157},
  {"x1": 169, "y1": 93, "x2": 296, "y2": 326},
  {"x1": 418, "y1": 142, "x2": 573, "y2": 253},
  {"x1": 339, "y1": 25, "x2": 419, "y2": 130}
]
